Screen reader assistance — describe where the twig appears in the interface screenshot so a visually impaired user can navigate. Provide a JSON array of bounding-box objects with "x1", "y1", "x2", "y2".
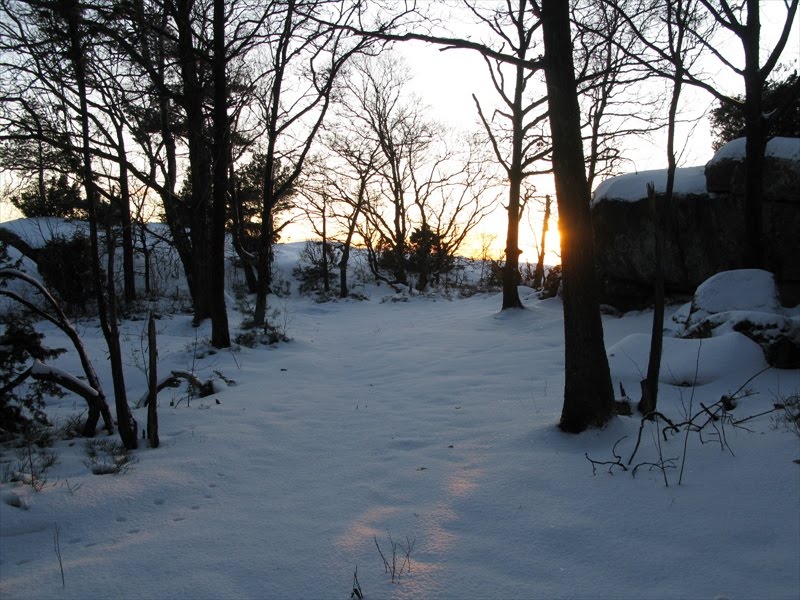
[
  {"x1": 678, "y1": 339, "x2": 702, "y2": 485},
  {"x1": 586, "y1": 437, "x2": 629, "y2": 475},
  {"x1": 375, "y1": 534, "x2": 390, "y2": 575},
  {"x1": 351, "y1": 565, "x2": 363, "y2": 599},
  {"x1": 628, "y1": 412, "x2": 677, "y2": 465},
  {"x1": 54, "y1": 523, "x2": 65, "y2": 588}
]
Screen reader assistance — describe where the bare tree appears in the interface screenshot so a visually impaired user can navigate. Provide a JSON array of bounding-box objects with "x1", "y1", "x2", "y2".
[
  {"x1": 65, "y1": 0, "x2": 138, "y2": 447},
  {"x1": 250, "y1": 0, "x2": 376, "y2": 327},
  {"x1": 467, "y1": 0, "x2": 551, "y2": 309},
  {"x1": 337, "y1": 55, "x2": 427, "y2": 286},
  {"x1": 540, "y1": 0, "x2": 616, "y2": 432},
  {"x1": 572, "y1": 0, "x2": 662, "y2": 190},
  {"x1": 596, "y1": 0, "x2": 799, "y2": 267},
  {"x1": 695, "y1": 0, "x2": 799, "y2": 267},
  {"x1": 637, "y1": 0, "x2": 705, "y2": 417},
  {"x1": 310, "y1": 127, "x2": 381, "y2": 298}
]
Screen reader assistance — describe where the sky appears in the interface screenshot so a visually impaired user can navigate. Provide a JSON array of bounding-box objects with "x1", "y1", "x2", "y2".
[{"x1": 275, "y1": 1, "x2": 800, "y2": 264}]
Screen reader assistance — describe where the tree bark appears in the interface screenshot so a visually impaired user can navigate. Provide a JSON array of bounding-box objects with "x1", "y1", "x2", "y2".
[
  {"x1": 210, "y1": 0, "x2": 230, "y2": 348},
  {"x1": 742, "y1": 0, "x2": 765, "y2": 268},
  {"x1": 533, "y1": 194, "x2": 552, "y2": 289},
  {"x1": 62, "y1": 0, "x2": 137, "y2": 449},
  {"x1": 147, "y1": 312, "x2": 160, "y2": 448},
  {"x1": 171, "y1": 0, "x2": 213, "y2": 325},
  {"x1": 638, "y1": 183, "x2": 665, "y2": 416},
  {"x1": 114, "y1": 121, "x2": 136, "y2": 303},
  {"x1": 541, "y1": 0, "x2": 615, "y2": 433}
]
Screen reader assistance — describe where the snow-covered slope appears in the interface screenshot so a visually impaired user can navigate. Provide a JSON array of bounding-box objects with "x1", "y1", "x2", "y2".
[{"x1": 1, "y1": 264, "x2": 798, "y2": 599}]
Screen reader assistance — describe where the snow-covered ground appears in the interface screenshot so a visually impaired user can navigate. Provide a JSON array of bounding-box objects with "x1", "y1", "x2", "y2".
[{"x1": 1, "y1": 232, "x2": 799, "y2": 600}]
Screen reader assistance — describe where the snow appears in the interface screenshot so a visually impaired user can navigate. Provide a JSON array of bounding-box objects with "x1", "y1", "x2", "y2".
[
  {"x1": 688, "y1": 269, "x2": 784, "y2": 323},
  {"x1": 709, "y1": 136, "x2": 800, "y2": 163},
  {"x1": 592, "y1": 136, "x2": 800, "y2": 205},
  {"x1": 592, "y1": 165, "x2": 707, "y2": 204},
  {"x1": 607, "y1": 331, "x2": 768, "y2": 387},
  {"x1": 30, "y1": 360, "x2": 99, "y2": 398},
  {"x1": 1, "y1": 246, "x2": 799, "y2": 600},
  {"x1": 0, "y1": 217, "x2": 85, "y2": 249}
]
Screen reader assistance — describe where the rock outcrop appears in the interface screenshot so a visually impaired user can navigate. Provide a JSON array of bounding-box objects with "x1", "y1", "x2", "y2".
[{"x1": 591, "y1": 137, "x2": 800, "y2": 310}]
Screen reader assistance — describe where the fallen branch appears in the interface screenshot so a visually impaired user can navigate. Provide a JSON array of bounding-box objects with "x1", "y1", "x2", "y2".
[
  {"x1": 0, "y1": 269, "x2": 113, "y2": 435},
  {"x1": 137, "y1": 370, "x2": 219, "y2": 408}
]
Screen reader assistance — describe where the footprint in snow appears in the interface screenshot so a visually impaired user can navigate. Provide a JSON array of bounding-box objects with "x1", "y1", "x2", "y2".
[{"x1": 154, "y1": 498, "x2": 165, "y2": 506}]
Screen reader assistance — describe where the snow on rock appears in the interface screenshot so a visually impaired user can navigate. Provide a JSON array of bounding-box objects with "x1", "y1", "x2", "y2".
[
  {"x1": 708, "y1": 136, "x2": 800, "y2": 163},
  {"x1": 607, "y1": 331, "x2": 768, "y2": 387},
  {"x1": 592, "y1": 165, "x2": 707, "y2": 204},
  {"x1": 687, "y1": 269, "x2": 783, "y2": 325},
  {"x1": 705, "y1": 136, "x2": 800, "y2": 200},
  {"x1": 680, "y1": 269, "x2": 800, "y2": 368},
  {"x1": 0, "y1": 217, "x2": 84, "y2": 249}
]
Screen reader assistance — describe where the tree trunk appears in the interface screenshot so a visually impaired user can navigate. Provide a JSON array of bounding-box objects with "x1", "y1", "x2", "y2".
[
  {"x1": 147, "y1": 312, "x2": 159, "y2": 448},
  {"x1": 742, "y1": 0, "x2": 765, "y2": 269},
  {"x1": 62, "y1": 0, "x2": 137, "y2": 449},
  {"x1": 254, "y1": 1, "x2": 293, "y2": 328},
  {"x1": 639, "y1": 4, "x2": 686, "y2": 416},
  {"x1": 638, "y1": 183, "x2": 665, "y2": 416},
  {"x1": 210, "y1": 0, "x2": 230, "y2": 348},
  {"x1": 321, "y1": 203, "x2": 330, "y2": 293},
  {"x1": 140, "y1": 224, "x2": 151, "y2": 295},
  {"x1": 501, "y1": 60, "x2": 526, "y2": 310},
  {"x1": 533, "y1": 194, "x2": 552, "y2": 289},
  {"x1": 154, "y1": 8, "x2": 195, "y2": 303},
  {"x1": 541, "y1": 0, "x2": 615, "y2": 433},
  {"x1": 115, "y1": 121, "x2": 136, "y2": 303},
  {"x1": 172, "y1": 0, "x2": 213, "y2": 325}
]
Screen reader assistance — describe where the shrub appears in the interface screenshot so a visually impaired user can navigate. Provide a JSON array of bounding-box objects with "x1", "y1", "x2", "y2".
[
  {"x1": 540, "y1": 264, "x2": 563, "y2": 299},
  {"x1": 294, "y1": 241, "x2": 338, "y2": 296},
  {"x1": 36, "y1": 232, "x2": 95, "y2": 310},
  {"x1": 0, "y1": 320, "x2": 64, "y2": 440}
]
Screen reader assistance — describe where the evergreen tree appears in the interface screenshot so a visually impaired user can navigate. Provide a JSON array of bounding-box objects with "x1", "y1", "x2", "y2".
[{"x1": 710, "y1": 71, "x2": 800, "y2": 150}]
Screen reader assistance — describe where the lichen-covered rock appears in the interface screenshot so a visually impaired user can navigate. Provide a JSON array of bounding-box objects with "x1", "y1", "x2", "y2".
[{"x1": 677, "y1": 269, "x2": 800, "y2": 369}]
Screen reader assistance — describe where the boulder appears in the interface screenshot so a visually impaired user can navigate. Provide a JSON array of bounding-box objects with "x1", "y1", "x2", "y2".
[
  {"x1": 592, "y1": 137, "x2": 800, "y2": 310},
  {"x1": 675, "y1": 269, "x2": 800, "y2": 369}
]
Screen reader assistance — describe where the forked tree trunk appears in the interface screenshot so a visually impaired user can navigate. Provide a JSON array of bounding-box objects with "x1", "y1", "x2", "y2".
[{"x1": 62, "y1": 0, "x2": 137, "y2": 449}]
